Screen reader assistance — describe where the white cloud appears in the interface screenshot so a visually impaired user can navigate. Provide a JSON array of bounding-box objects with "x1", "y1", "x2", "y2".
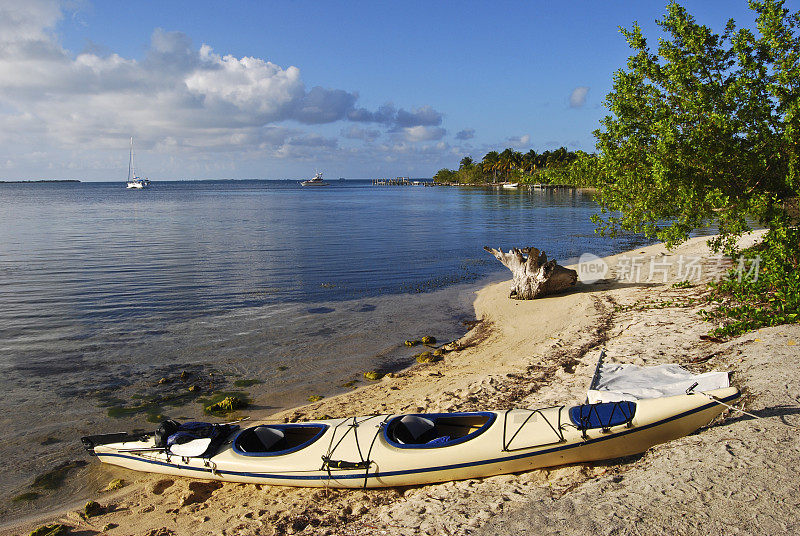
[
  {"x1": 507, "y1": 134, "x2": 531, "y2": 147},
  {"x1": 0, "y1": 0, "x2": 61, "y2": 43},
  {"x1": 569, "y1": 86, "x2": 590, "y2": 108},
  {"x1": 400, "y1": 126, "x2": 446, "y2": 142},
  {"x1": 0, "y1": 1, "x2": 453, "y2": 179},
  {"x1": 186, "y1": 45, "x2": 304, "y2": 119}
]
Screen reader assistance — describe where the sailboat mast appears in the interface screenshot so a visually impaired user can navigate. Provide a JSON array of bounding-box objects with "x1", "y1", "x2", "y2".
[{"x1": 128, "y1": 137, "x2": 134, "y2": 181}]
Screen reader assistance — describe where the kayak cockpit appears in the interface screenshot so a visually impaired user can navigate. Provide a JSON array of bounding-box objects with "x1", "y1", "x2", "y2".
[
  {"x1": 384, "y1": 412, "x2": 496, "y2": 448},
  {"x1": 233, "y1": 424, "x2": 328, "y2": 456}
]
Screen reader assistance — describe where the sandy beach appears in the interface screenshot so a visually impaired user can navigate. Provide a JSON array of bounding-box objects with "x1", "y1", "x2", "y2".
[{"x1": 6, "y1": 230, "x2": 799, "y2": 536}]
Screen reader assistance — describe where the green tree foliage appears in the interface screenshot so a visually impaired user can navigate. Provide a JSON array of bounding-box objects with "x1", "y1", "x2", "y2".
[
  {"x1": 593, "y1": 0, "x2": 799, "y2": 254},
  {"x1": 537, "y1": 151, "x2": 600, "y2": 187},
  {"x1": 433, "y1": 147, "x2": 583, "y2": 184},
  {"x1": 594, "y1": 0, "x2": 799, "y2": 337},
  {"x1": 703, "y1": 227, "x2": 800, "y2": 337},
  {"x1": 432, "y1": 168, "x2": 456, "y2": 183}
]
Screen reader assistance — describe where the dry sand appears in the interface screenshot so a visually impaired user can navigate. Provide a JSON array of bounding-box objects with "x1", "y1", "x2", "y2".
[{"x1": 6, "y1": 231, "x2": 799, "y2": 536}]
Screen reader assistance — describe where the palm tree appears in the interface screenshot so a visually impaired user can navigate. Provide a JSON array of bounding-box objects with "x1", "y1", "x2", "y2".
[
  {"x1": 482, "y1": 151, "x2": 500, "y2": 182},
  {"x1": 498, "y1": 149, "x2": 525, "y2": 180},
  {"x1": 551, "y1": 147, "x2": 567, "y2": 167},
  {"x1": 523, "y1": 150, "x2": 538, "y2": 175}
]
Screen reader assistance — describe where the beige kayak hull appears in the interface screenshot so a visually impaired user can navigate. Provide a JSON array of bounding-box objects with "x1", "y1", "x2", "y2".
[{"x1": 91, "y1": 387, "x2": 738, "y2": 488}]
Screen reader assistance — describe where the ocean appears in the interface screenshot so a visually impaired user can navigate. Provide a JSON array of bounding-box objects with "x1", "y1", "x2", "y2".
[{"x1": 0, "y1": 179, "x2": 648, "y2": 518}]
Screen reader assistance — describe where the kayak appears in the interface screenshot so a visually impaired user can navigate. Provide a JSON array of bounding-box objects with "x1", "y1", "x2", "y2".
[{"x1": 81, "y1": 387, "x2": 738, "y2": 488}]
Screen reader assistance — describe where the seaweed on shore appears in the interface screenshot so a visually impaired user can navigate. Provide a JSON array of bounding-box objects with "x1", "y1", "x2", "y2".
[
  {"x1": 100, "y1": 479, "x2": 125, "y2": 492},
  {"x1": 12, "y1": 491, "x2": 40, "y2": 502},
  {"x1": 31, "y1": 460, "x2": 87, "y2": 490},
  {"x1": 233, "y1": 378, "x2": 262, "y2": 387},
  {"x1": 89, "y1": 364, "x2": 267, "y2": 423},
  {"x1": 96, "y1": 365, "x2": 232, "y2": 421},
  {"x1": 83, "y1": 500, "x2": 104, "y2": 518},
  {"x1": 198, "y1": 391, "x2": 251, "y2": 415},
  {"x1": 28, "y1": 524, "x2": 69, "y2": 536},
  {"x1": 105, "y1": 389, "x2": 204, "y2": 422},
  {"x1": 415, "y1": 351, "x2": 442, "y2": 364},
  {"x1": 204, "y1": 396, "x2": 247, "y2": 414}
]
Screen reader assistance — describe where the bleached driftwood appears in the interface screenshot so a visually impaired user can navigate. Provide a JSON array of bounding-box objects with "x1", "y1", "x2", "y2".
[{"x1": 483, "y1": 246, "x2": 578, "y2": 299}]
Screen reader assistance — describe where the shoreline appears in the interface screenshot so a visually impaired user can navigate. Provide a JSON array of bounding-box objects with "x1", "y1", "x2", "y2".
[
  {"x1": 0, "y1": 275, "x2": 494, "y2": 523},
  {"x1": 432, "y1": 181, "x2": 588, "y2": 190},
  {"x1": 8, "y1": 230, "x2": 800, "y2": 536}
]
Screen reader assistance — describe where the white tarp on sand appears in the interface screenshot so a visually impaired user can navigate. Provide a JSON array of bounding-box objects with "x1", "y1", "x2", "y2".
[{"x1": 587, "y1": 363, "x2": 729, "y2": 404}]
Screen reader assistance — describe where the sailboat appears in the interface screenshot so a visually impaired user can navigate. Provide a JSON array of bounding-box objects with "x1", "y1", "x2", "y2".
[{"x1": 126, "y1": 137, "x2": 151, "y2": 189}]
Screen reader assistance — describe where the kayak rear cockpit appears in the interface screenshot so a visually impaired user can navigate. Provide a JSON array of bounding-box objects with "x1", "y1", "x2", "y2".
[{"x1": 383, "y1": 412, "x2": 495, "y2": 448}]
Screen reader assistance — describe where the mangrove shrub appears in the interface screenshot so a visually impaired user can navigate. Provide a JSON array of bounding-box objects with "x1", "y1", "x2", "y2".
[{"x1": 594, "y1": 0, "x2": 799, "y2": 334}]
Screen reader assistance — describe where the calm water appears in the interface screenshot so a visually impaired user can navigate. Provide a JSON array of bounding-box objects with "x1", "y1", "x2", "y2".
[
  {"x1": 0, "y1": 181, "x2": 645, "y2": 375},
  {"x1": 0, "y1": 180, "x2": 648, "y2": 517},
  {"x1": 0, "y1": 180, "x2": 642, "y2": 323}
]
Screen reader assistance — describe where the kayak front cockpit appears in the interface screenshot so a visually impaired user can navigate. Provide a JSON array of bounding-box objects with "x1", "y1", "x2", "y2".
[{"x1": 233, "y1": 424, "x2": 328, "y2": 456}]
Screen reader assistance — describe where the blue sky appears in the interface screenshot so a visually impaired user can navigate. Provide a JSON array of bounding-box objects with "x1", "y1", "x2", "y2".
[{"x1": 0, "y1": 0, "x2": 788, "y2": 180}]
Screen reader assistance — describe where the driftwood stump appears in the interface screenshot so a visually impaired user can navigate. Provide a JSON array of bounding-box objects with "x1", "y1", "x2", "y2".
[{"x1": 484, "y1": 246, "x2": 578, "y2": 299}]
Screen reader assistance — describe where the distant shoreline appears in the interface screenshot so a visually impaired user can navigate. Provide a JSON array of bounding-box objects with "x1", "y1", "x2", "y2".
[
  {"x1": 434, "y1": 181, "x2": 598, "y2": 193},
  {"x1": 0, "y1": 179, "x2": 80, "y2": 183}
]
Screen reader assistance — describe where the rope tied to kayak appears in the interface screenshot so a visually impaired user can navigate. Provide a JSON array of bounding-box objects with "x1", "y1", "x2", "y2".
[
  {"x1": 685, "y1": 382, "x2": 763, "y2": 420},
  {"x1": 685, "y1": 383, "x2": 799, "y2": 428}
]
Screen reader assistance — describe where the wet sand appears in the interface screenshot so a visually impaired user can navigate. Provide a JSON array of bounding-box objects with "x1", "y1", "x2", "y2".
[{"x1": 7, "y1": 230, "x2": 799, "y2": 536}]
